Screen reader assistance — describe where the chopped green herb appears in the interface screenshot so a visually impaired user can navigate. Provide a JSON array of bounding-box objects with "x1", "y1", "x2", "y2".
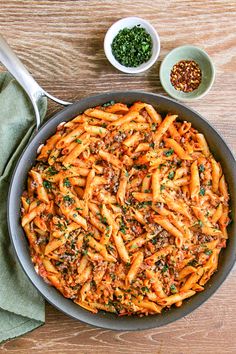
[
  {"x1": 199, "y1": 164, "x2": 205, "y2": 173},
  {"x1": 151, "y1": 123, "x2": 157, "y2": 131},
  {"x1": 47, "y1": 166, "x2": 58, "y2": 175},
  {"x1": 164, "y1": 149, "x2": 174, "y2": 157},
  {"x1": 168, "y1": 171, "x2": 175, "y2": 180},
  {"x1": 161, "y1": 264, "x2": 169, "y2": 273},
  {"x1": 76, "y1": 207, "x2": 83, "y2": 211},
  {"x1": 170, "y1": 284, "x2": 177, "y2": 294},
  {"x1": 151, "y1": 237, "x2": 157, "y2": 245},
  {"x1": 198, "y1": 220, "x2": 203, "y2": 227},
  {"x1": 43, "y1": 180, "x2": 52, "y2": 189},
  {"x1": 111, "y1": 26, "x2": 152, "y2": 67},
  {"x1": 76, "y1": 139, "x2": 82, "y2": 144},
  {"x1": 149, "y1": 142, "x2": 155, "y2": 148},
  {"x1": 63, "y1": 178, "x2": 71, "y2": 188},
  {"x1": 63, "y1": 195, "x2": 74, "y2": 205},
  {"x1": 119, "y1": 218, "x2": 127, "y2": 234},
  {"x1": 110, "y1": 274, "x2": 116, "y2": 280},
  {"x1": 102, "y1": 100, "x2": 115, "y2": 107},
  {"x1": 99, "y1": 215, "x2": 108, "y2": 225},
  {"x1": 205, "y1": 249, "x2": 213, "y2": 255},
  {"x1": 125, "y1": 171, "x2": 129, "y2": 178},
  {"x1": 141, "y1": 286, "x2": 149, "y2": 293},
  {"x1": 160, "y1": 184, "x2": 165, "y2": 191},
  {"x1": 101, "y1": 123, "x2": 107, "y2": 128},
  {"x1": 199, "y1": 187, "x2": 205, "y2": 196},
  {"x1": 82, "y1": 249, "x2": 88, "y2": 255},
  {"x1": 144, "y1": 189, "x2": 151, "y2": 193}
]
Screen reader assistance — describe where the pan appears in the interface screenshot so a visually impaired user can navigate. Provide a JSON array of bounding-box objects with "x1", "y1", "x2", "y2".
[{"x1": 2, "y1": 36, "x2": 236, "y2": 331}]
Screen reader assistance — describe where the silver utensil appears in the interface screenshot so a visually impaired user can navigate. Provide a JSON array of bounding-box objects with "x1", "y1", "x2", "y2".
[{"x1": 0, "y1": 35, "x2": 71, "y2": 129}]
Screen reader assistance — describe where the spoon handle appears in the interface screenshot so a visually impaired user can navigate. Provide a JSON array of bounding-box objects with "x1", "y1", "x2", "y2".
[{"x1": 0, "y1": 35, "x2": 71, "y2": 129}]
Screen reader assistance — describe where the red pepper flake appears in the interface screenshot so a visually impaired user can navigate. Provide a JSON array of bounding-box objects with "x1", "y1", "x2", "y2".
[{"x1": 170, "y1": 60, "x2": 202, "y2": 92}]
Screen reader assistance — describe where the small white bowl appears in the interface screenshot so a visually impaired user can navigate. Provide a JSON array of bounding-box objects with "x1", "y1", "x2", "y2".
[{"x1": 104, "y1": 17, "x2": 160, "y2": 74}]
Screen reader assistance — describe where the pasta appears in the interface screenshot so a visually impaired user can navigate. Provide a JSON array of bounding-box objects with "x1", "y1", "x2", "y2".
[{"x1": 21, "y1": 101, "x2": 230, "y2": 316}]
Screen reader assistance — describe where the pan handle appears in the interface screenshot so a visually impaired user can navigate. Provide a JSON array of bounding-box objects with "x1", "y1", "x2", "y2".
[{"x1": 0, "y1": 35, "x2": 72, "y2": 129}]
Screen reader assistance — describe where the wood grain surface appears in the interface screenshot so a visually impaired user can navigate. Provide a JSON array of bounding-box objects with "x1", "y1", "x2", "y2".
[{"x1": 0, "y1": 1, "x2": 236, "y2": 353}]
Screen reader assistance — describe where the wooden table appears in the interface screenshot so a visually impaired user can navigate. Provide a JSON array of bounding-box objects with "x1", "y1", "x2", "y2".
[{"x1": 0, "y1": 1, "x2": 236, "y2": 353}]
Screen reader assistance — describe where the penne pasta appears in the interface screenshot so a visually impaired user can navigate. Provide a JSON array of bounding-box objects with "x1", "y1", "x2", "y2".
[{"x1": 21, "y1": 101, "x2": 230, "y2": 317}]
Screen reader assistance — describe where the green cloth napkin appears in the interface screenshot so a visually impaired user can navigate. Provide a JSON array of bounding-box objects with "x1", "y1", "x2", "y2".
[{"x1": 0, "y1": 72, "x2": 47, "y2": 343}]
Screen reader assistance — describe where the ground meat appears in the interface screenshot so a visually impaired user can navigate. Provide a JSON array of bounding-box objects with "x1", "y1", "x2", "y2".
[
  {"x1": 113, "y1": 132, "x2": 127, "y2": 142},
  {"x1": 90, "y1": 140, "x2": 106, "y2": 154},
  {"x1": 130, "y1": 222, "x2": 143, "y2": 235},
  {"x1": 103, "y1": 167, "x2": 120, "y2": 192},
  {"x1": 144, "y1": 223, "x2": 163, "y2": 236},
  {"x1": 197, "y1": 233, "x2": 215, "y2": 244},
  {"x1": 154, "y1": 230, "x2": 172, "y2": 248}
]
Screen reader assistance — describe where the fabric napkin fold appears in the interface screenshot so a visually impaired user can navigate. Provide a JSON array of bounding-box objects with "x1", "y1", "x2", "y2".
[{"x1": 0, "y1": 72, "x2": 47, "y2": 343}]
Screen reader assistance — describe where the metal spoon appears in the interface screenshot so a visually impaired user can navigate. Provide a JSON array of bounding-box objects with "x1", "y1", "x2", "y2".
[{"x1": 0, "y1": 35, "x2": 72, "y2": 129}]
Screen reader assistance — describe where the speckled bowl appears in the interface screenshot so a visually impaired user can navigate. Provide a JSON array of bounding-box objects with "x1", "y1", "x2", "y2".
[{"x1": 159, "y1": 45, "x2": 215, "y2": 101}]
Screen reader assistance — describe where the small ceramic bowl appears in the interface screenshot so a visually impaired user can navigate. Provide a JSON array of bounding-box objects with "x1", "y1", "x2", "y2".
[
  {"x1": 159, "y1": 45, "x2": 215, "y2": 101},
  {"x1": 104, "y1": 17, "x2": 160, "y2": 74}
]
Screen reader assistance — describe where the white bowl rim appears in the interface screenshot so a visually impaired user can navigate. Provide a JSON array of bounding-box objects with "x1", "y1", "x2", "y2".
[{"x1": 104, "y1": 16, "x2": 160, "y2": 74}]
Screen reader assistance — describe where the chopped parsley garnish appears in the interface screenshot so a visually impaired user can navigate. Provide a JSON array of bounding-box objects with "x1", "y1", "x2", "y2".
[
  {"x1": 199, "y1": 164, "x2": 205, "y2": 173},
  {"x1": 136, "y1": 201, "x2": 152, "y2": 209},
  {"x1": 161, "y1": 264, "x2": 169, "y2": 273},
  {"x1": 101, "y1": 123, "x2": 107, "y2": 128},
  {"x1": 151, "y1": 123, "x2": 157, "y2": 131},
  {"x1": 99, "y1": 215, "x2": 108, "y2": 225},
  {"x1": 151, "y1": 237, "x2": 158, "y2": 245},
  {"x1": 199, "y1": 187, "x2": 205, "y2": 196},
  {"x1": 160, "y1": 184, "x2": 165, "y2": 191},
  {"x1": 164, "y1": 148, "x2": 174, "y2": 157},
  {"x1": 204, "y1": 249, "x2": 213, "y2": 255},
  {"x1": 110, "y1": 274, "x2": 116, "y2": 280},
  {"x1": 144, "y1": 189, "x2": 151, "y2": 193},
  {"x1": 47, "y1": 166, "x2": 58, "y2": 175},
  {"x1": 102, "y1": 100, "x2": 115, "y2": 107},
  {"x1": 149, "y1": 142, "x2": 155, "y2": 148},
  {"x1": 168, "y1": 171, "x2": 175, "y2": 180},
  {"x1": 141, "y1": 286, "x2": 149, "y2": 293},
  {"x1": 111, "y1": 26, "x2": 152, "y2": 68},
  {"x1": 76, "y1": 139, "x2": 82, "y2": 144},
  {"x1": 198, "y1": 220, "x2": 203, "y2": 227},
  {"x1": 43, "y1": 180, "x2": 52, "y2": 189},
  {"x1": 63, "y1": 195, "x2": 74, "y2": 205},
  {"x1": 76, "y1": 207, "x2": 83, "y2": 211},
  {"x1": 119, "y1": 218, "x2": 127, "y2": 234},
  {"x1": 63, "y1": 178, "x2": 71, "y2": 188},
  {"x1": 82, "y1": 249, "x2": 88, "y2": 255},
  {"x1": 170, "y1": 284, "x2": 177, "y2": 294},
  {"x1": 125, "y1": 171, "x2": 129, "y2": 178}
]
